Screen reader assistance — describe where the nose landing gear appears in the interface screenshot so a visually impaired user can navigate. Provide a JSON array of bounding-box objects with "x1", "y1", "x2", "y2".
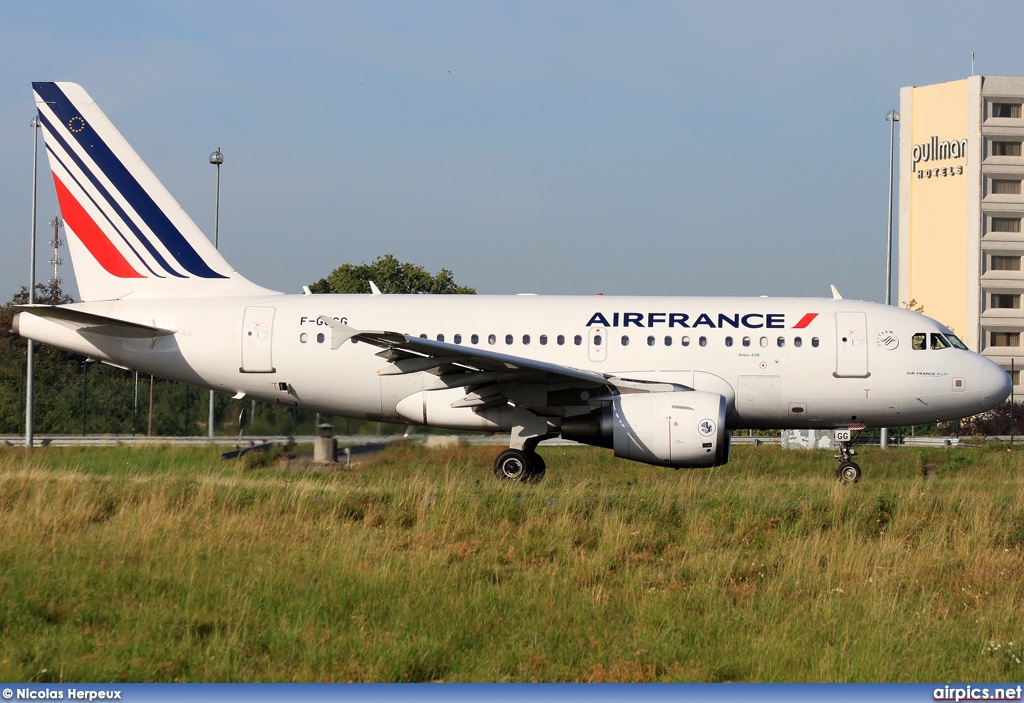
[{"x1": 834, "y1": 427, "x2": 862, "y2": 483}]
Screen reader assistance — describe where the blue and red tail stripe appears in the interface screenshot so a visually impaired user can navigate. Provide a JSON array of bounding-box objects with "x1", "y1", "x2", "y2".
[{"x1": 33, "y1": 82, "x2": 226, "y2": 280}]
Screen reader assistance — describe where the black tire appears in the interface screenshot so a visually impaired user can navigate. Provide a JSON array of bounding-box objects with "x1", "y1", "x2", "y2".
[
  {"x1": 836, "y1": 461, "x2": 861, "y2": 484},
  {"x1": 494, "y1": 449, "x2": 531, "y2": 482},
  {"x1": 523, "y1": 452, "x2": 546, "y2": 484}
]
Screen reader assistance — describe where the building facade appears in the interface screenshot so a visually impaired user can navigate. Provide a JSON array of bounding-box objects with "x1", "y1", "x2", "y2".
[{"x1": 899, "y1": 75, "x2": 1024, "y2": 387}]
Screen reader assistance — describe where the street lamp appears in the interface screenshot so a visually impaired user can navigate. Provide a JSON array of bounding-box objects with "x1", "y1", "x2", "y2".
[
  {"x1": 885, "y1": 110, "x2": 900, "y2": 306},
  {"x1": 881, "y1": 109, "x2": 900, "y2": 451},
  {"x1": 26, "y1": 116, "x2": 40, "y2": 449},
  {"x1": 208, "y1": 148, "x2": 223, "y2": 438}
]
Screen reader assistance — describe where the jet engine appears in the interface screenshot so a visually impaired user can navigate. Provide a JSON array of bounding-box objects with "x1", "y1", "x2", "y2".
[{"x1": 561, "y1": 390, "x2": 730, "y2": 468}]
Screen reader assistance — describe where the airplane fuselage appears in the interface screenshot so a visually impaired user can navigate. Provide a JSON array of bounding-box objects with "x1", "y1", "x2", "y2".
[{"x1": 16, "y1": 293, "x2": 1009, "y2": 432}]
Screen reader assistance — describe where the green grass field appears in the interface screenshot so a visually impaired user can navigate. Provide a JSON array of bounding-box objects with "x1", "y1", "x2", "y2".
[{"x1": 1, "y1": 441, "x2": 1023, "y2": 682}]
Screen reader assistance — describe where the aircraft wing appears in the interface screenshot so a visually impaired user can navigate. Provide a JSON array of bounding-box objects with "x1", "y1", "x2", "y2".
[
  {"x1": 16, "y1": 305, "x2": 176, "y2": 339},
  {"x1": 317, "y1": 317, "x2": 680, "y2": 411}
]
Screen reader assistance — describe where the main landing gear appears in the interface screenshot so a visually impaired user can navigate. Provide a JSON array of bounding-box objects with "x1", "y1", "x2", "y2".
[
  {"x1": 834, "y1": 428, "x2": 861, "y2": 484},
  {"x1": 493, "y1": 448, "x2": 546, "y2": 483}
]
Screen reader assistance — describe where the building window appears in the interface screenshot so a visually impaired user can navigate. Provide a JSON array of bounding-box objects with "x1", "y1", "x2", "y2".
[
  {"x1": 992, "y1": 255, "x2": 1023, "y2": 271},
  {"x1": 991, "y1": 331, "x2": 1021, "y2": 347},
  {"x1": 992, "y1": 179, "x2": 1023, "y2": 195},
  {"x1": 992, "y1": 141, "x2": 1023, "y2": 157},
  {"x1": 992, "y1": 217, "x2": 1022, "y2": 233},
  {"x1": 992, "y1": 294, "x2": 1021, "y2": 309},
  {"x1": 994, "y1": 103, "x2": 1023, "y2": 119},
  {"x1": 1008, "y1": 368, "x2": 1022, "y2": 385}
]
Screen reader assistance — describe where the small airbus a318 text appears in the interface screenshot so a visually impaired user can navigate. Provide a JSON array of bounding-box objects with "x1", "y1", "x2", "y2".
[{"x1": 15, "y1": 82, "x2": 1012, "y2": 483}]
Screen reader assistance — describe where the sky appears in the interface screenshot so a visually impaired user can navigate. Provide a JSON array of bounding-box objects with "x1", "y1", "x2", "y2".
[{"x1": 1, "y1": 0, "x2": 1022, "y2": 303}]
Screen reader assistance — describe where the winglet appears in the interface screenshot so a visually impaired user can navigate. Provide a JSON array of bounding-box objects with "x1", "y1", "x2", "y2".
[
  {"x1": 317, "y1": 316, "x2": 358, "y2": 350},
  {"x1": 830, "y1": 285, "x2": 843, "y2": 300}
]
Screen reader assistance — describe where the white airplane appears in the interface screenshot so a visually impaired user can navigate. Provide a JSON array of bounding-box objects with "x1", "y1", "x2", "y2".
[{"x1": 15, "y1": 82, "x2": 1012, "y2": 483}]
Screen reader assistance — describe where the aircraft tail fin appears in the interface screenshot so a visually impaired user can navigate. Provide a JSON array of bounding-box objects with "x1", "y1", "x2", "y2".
[{"x1": 32, "y1": 82, "x2": 275, "y2": 301}]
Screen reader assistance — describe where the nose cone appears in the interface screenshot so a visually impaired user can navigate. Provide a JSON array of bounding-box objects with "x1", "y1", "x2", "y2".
[{"x1": 981, "y1": 358, "x2": 1012, "y2": 410}]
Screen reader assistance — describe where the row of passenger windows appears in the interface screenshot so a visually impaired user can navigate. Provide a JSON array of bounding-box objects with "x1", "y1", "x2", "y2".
[{"x1": 299, "y1": 331, "x2": 821, "y2": 348}]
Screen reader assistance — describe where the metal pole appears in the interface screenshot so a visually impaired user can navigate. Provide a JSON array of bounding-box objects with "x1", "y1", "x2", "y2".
[
  {"x1": 881, "y1": 110, "x2": 900, "y2": 451},
  {"x1": 26, "y1": 116, "x2": 40, "y2": 449},
  {"x1": 208, "y1": 148, "x2": 223, "y2": 439},
  {"x1": 1012, "y1": 359, "x2": 1015, "y2": 445}
]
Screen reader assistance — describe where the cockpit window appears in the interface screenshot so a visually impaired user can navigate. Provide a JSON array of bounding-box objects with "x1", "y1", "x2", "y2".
[
  {"x1": 912, "y1": 333, "x2": 926, "y2": 350},
  {"x1": 947, "y1": 334, "x2": 968, "y2": 350},
  {"x1": 930, "y1": 333, "x2": 951, "y2": 350}
]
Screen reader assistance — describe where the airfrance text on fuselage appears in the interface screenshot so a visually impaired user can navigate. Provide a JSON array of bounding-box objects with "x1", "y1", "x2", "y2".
[{"x1": 585, "y1": 312, "x2": 817, "y2": 329}]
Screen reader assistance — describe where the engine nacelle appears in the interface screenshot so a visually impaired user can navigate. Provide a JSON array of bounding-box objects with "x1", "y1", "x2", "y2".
[{"x1": 562, "y1": 391, "x2": 730, "y2": 468}]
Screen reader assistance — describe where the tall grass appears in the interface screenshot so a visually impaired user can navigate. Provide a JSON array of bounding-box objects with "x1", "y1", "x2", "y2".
[{"x1": 1, "y1": 442, "x2": 1023, "y2": 682}]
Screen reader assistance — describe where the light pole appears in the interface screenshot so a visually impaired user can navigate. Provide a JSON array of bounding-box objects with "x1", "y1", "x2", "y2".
[
  {"x1": 881, "y1": 109, "x2": 900, "y2": 450},
  {"x1": 208, "y1": 148, "x2": 223, "y2": 438},
  {"x1": 26, "y1": 116, "x2": 40, "y2": 449}
]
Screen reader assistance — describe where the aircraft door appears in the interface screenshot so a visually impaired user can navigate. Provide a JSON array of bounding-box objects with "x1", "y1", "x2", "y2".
[
  {"x1": 835, "y1": 311, "x2": 868, "y2": 378},
  {"x1": 241, "y1": 306, "x2": 276, "y2": 373},
  {"x1": 588, "y1": 326, "x2": 607, "y2": 362}
]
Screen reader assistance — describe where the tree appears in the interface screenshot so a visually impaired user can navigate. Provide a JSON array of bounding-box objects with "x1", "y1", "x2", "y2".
[{"x1": 310, "y1": 254, "x2": 476, "y2": 295}]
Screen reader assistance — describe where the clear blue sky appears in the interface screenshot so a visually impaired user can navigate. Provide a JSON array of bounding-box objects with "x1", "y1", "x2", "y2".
[{"x1": 1, "y1": 1, "x2": 1022, "y2": 302}]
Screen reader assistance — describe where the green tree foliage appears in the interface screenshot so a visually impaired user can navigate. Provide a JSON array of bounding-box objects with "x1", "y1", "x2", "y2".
[{"x1": 310, "y1": 254, "x2": 476, "y2": 295}]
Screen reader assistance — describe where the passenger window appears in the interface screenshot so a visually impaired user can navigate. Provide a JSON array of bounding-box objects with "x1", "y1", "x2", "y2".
[
  {"x1": 647, "y1": 336, "x2": 655, "y2": 346},
  {"x1": 471, "y1": 334, "x2": 479, "y2": 345},
  {"x1": 912, "y1": 333, "x2": 926, "y2": 350},
  {"x1": 419, "y1": 333, "x2": 427, "y2": 339},
  {"x1": 777, "y1": 337, "x2": 785, "y2": 347},
  {"x1": 621, "y1": 335, "x2": 630, "y2": 346},
  {"x1": 316, "y1": 333, "x2": 325, "y2": 344},
  {"x1": 454, "y1": 334, "x2": 462, "y2": 344},
  {"x1": 931, "y1": 333, "x2": 951, "y2": 350},
  {"x1": 742, "y1": 336, "x2": 751, "y2": 347},
  {"x1": 574, "y1": 335, "x2": 583, "y2": 346},
  {"x1": 664, "y1": 336, "x2": 672, "y2": 346},
  {"x1": 699, "y1": 336, "x2": 707, "y2": 347},
  {"x1": 725, "y1": 336, "x2": 733, "y2": 347},
  {"x1": 811, "y1": 337, "x2": 819, "y2": 348},
  {"x1": 794, "y1": 337, "x2": 802, "y2": 347},
  {"x1": 523, "y1": 334, "x2": 531, "y2": 345},
  {"x1": 557, "y1": 335, "x2": 565, "y2": 345},
  {"x1": 437, "y1": 334, "x2": 445, "y2": 342},
  {"x1": 488, "y1": 334, "x2": 496, "y2": 345},
  {"x1": 682, "y1": 336, "x2": 690, "y2": 347},
  {"x1": 505, "y1": 334, "x2": 513, "y2": 345},
  {"x1": 300, "y1": 333, "x2": 308, "y2": 343},
  {"x1": 539, "y1": 335, "x2": 548, "y2": 345},
  {"x1": 760, "y1": 337, "x2": 768, "y2": 348},
  {"x1": 593, "y1": 334, "x2": 602, "y2": 345}
]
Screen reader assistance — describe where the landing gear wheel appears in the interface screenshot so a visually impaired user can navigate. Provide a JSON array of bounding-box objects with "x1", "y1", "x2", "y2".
[
  {"x1": 836, "y1": 461, "x2": 861, "y2": 484},
  {"x1": 523, "y1": 452, "x2": 546, "y2": 484},
  {"x1": 494, "y1": 449, "x2": 531, "y2": 482},
  {"x1": 493, "y1": 449, "x2": 546, "y2": 483}
]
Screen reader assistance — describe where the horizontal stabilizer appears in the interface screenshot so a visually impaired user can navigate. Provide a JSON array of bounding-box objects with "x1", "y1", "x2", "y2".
[{"x1": 16, "y1": 305, "x2": 175, "y2": 338}]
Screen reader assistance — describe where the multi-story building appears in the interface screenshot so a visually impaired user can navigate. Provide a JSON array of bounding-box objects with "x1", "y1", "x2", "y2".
[{"x1": 899, "y1": 75, "x2": 1024, "y2": 388}]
